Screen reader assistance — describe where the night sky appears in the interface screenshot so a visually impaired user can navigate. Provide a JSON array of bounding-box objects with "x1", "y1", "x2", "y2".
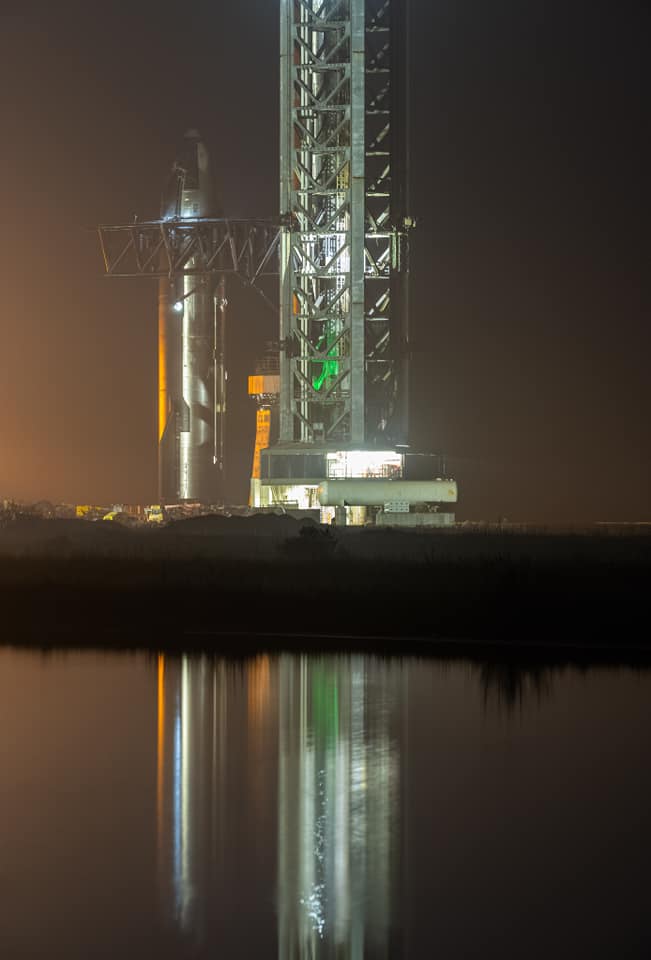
[{"x1": 0, "y1": 1, "x2": 649, "y2": 521}]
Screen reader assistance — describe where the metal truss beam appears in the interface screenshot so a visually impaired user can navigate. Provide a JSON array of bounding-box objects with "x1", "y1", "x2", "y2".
[{"x1": 97, "y1": 218, "x2": 281, "y2": 282}]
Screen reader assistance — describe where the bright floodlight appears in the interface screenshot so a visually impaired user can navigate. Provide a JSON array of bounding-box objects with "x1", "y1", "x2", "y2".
[{"x1": 173, "y1": 301, "x2": 184, "y2": 313}]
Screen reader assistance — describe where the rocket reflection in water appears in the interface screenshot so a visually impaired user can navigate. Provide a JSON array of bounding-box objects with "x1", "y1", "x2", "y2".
[
  {"x1": 156, "y1": 656, "x2": 222, "y2": 936},
  {"x1": 156, "y1": 654, "x2": 275, "y2": 941},
  {"x1": 156, "y1": 655, "x2": 401, "y2": 955}
]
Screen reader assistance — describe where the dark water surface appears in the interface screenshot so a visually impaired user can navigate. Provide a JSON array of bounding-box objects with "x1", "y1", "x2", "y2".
[{"x1": 0, "y1": 648, "x2": 649, "y2": 958}]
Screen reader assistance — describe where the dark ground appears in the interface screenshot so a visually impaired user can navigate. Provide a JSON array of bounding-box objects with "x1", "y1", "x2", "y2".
[{"x1": 0, "y1": 517, "x2": 648, "y2": 663}]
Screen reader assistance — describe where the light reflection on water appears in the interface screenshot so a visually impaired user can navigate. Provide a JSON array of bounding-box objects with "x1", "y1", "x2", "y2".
[
  {"x1": 157, "y1": 654, "x2": 402, "y2": 957},
  {"x1": 277, "y1": 657, "x2": 399, "y2": 958},
  {"x1": 0, "y1": 648, "x2": 650, "y2": 958}
]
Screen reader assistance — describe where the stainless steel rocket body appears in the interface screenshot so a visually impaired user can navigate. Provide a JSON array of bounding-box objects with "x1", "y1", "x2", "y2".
[{"x1": 158, "y1": 131, "x2": 225, "y2": 504}]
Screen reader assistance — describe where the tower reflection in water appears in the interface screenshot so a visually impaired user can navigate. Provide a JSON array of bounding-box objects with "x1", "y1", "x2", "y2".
[
  {"x1": 278, "y1": 655, "x2": 401, "y2": 959},
  {"x1": 156, "y1": 653, "x2": 401, "y2": 956}
]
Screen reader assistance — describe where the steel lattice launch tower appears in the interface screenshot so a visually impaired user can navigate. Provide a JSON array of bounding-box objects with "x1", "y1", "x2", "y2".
[
  {"x1": 258, "y1": 0, "x2": 414, "y2": 501},
  {"x1": 158, "y1": 130, "x2": 226, "y2": 504}
]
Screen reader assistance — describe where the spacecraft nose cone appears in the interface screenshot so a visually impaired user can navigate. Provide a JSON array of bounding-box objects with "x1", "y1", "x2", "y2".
[{"x1": 160, "y1": 130, "x2": 219, "y2": 219}]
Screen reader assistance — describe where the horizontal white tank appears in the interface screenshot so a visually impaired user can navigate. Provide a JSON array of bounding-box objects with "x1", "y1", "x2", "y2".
[{"x1": 317, "y1": 479, "x2": 458, "y2": 507}]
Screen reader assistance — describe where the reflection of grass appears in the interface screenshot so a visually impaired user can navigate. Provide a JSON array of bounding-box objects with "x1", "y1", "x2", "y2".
[
  {"x1": 475, "y1": 661, "x2": 651, "y2": 714},
  {"x1": 478, "y1": 662, "x2": 557, "y2": 711},
  {"x1": 0, "y1": 522, "x2": 649, "y2": 655}
]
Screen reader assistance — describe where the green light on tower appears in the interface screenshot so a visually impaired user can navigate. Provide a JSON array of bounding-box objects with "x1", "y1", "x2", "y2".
[{"x1": 312, "y1": 320, "x2": 340, "y2": 392}]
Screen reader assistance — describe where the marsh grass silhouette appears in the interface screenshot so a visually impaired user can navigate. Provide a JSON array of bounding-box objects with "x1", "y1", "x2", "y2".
[{"x1": 0, "y1": 519, "x2": 648, "y2": 656}]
